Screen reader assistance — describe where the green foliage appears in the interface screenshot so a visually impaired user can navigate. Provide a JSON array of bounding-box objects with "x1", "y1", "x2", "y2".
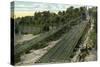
[
  {"x1": 33, "y1": 42, "x2": 48, "y2": 50},
  {"x1": 90, "y1": 31, "x2": 96, "y2": 45},
  {"x1": 14, "y1": 6, "x2": 85, "y2": 35},
  {"x1": 88, "y1": 7, "x2": 97, "y2": 49}
]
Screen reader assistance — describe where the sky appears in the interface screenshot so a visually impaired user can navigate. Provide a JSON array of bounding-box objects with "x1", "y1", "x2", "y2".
[{"x1": 11, "y1": 1, "x2": 90, "y2": 18}]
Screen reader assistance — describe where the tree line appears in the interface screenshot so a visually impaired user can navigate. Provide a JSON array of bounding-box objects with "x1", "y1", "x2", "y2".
[{"x1": 12, "y1": 6, "x2": 86, "y2": 34}]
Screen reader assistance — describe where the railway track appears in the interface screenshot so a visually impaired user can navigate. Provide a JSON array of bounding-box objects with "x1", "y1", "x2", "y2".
[{"x1": 35, "y1": 21, "x2": 88, "y2": 63}]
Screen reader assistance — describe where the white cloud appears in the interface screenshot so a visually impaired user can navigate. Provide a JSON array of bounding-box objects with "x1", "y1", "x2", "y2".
[{"x1": 14, "y1": 1, "x2": 91, "y2": 12}]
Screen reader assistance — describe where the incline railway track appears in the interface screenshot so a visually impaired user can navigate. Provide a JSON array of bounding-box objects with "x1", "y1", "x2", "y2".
[{"x1": 35, "y1": 20, "x2": 89, "y2": 63}]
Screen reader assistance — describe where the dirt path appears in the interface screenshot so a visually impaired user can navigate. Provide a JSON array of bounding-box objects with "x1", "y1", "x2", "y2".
[
  {"x1": 16, "y1": 34, "x2": 40, "y2": 44},
  {"x1": 16, "y1": 40, "x2": 60, "y2": 65},
  {"x1": 84, "y1": 48, "x2": 97, "y2": 61}
]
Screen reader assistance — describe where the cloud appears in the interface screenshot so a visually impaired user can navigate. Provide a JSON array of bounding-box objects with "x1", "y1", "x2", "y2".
[{"x1": 13, "y1": 1, "x2": 82, "y2": 12}]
